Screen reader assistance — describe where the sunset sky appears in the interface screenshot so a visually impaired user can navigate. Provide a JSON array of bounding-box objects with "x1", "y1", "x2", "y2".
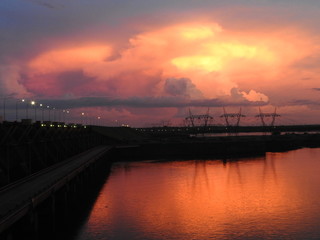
[{"x1": 1, "y1": 0, "x2": 320, "y2": 126}]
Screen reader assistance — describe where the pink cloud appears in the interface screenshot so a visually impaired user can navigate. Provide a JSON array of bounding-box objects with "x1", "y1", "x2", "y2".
[{"x1": 5, "y1": 15, "x2": 320, "y2": 126}]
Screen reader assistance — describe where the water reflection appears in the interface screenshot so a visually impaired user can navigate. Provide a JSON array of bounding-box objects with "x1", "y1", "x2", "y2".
[{"x1": 75, "y1": 148, "x2": 320, "y2": 240}]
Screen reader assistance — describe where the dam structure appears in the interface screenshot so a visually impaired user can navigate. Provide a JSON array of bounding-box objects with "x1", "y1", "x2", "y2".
[{"x1": 1, "y1": 121, "x2": 320, "y2": 239}]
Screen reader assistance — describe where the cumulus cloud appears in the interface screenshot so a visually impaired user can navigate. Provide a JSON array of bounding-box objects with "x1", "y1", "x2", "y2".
[
  {"x1": 19, "y1": 21, "x2": 312, "y2": 102},
  {"x1": 20, "y1": 70, "x2": 97, "y2": 97},
  {"x1": 2, "y1": 1, "x2": 320, "y2": 125},
  {"x1": 240, "y1": 89, "x2": 269, "y2": 102},
  {"x1": 164, "y1": 78, "x2": 203, "y2": 98}
]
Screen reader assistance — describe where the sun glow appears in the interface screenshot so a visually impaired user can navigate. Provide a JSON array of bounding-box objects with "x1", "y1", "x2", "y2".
[
  {"x1": 172, "y1": 56, "x2": 223, "y2": 72},
  {"x1": 171, "y1": 42, "x2": 276, "y2": 73},
  {"x1": 206, "y1": 43, "x2": 257, "y2": 59}
]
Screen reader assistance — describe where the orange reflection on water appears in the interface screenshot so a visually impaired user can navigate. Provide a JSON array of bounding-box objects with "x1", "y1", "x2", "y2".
[{"x1": 80, "y1": 148, "x2": 320, "y2": 239}]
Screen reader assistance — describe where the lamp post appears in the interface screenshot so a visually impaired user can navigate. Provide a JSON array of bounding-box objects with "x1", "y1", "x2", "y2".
[
  {"x1": 62, "y1": 110, "x2": 65, "y2": 123},
  {"x1": 97, "y1": 116, "x2": 101, "y2": 126},
  {"x1": 21, "y1": 99, "x2": 26, "y2": 119},
  {"x1": 47, "y1": 106, "x2": 50, "y2": 121},
  {"x1": 81, "y1": 112, "x2": 85, "y2": 125},
  {"x1": 15, "y1": 99, "x2": 24, "y2": 121},
  {"x1": 53, "y1": 108, "x2": 56, "y2": 122},
  {"x1": 39, "y1": 104, "x2": 44, "y2": 122},
  {"x1": 66, "y1": 110, "x2": 69, "y2": 123},
  {"x1": 31, "y1": 101, "x2": 36, "y2": 122}
]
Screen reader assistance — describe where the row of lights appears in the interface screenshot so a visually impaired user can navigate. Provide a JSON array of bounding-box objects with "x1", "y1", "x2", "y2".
[
  {"x1": 17, "y1": 99, "x2": 70, "y2": 123},
  {"x1": 21, "y1": 100, "x2": 102, "y2": 125},
  {"x1": 2, "y1": 98, "x2": 118, "y2": 127}
]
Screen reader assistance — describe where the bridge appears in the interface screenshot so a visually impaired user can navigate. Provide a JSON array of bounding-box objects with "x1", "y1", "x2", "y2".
[
  {"x1": 0, "y1": 120, "x2": 147, "y2": 239},
  {"x1": 0, "y1": 146, "x2": 110, "y2": 239},
  {"x1": 0, "y1": 120, "x2": 120, "y2": 239},
  {"x1": 0, "y1": 121, "x2": 110, "y2": 186},
  {"x1": 1, "y1": 121, "x2": 320, "y2": 239}
]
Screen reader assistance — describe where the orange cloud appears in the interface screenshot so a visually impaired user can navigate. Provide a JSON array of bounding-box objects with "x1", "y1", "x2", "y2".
[
  {"x1": 24, "y1": 21, "x2": 315, "y2": 106},
  {"x1": 28, "y1": 45, "x2": 113, "y2": 74}
]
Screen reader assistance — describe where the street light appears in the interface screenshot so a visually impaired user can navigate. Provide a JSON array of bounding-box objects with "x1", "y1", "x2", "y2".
[
  {"x1": 53, "y1": 108, "x2": 56, "y2": 122},
  {"x1": 21, "y1": 99, "x2": 26, "y2": 119},
  {"x1": 16, "y1": 99, "x2": 25, "y2": 121},
  {"x1": 47, "y1": 106, "x2": 50, "y2": 121},
  {"x1": 31, "y1": 101, "x2": 36, "y2": 121},
  {"x1": 39, "y1": 104, "x2": 44, "y2": 122},
  {"x1": 81, "y1": 112, "x2": 85, "y2": 125},
  {"x1": 62, "y1": 109, "x2": 65, "y2": 123},
  {"x1": 66, "y1": 110, "x2": 69, "y2": 123}
]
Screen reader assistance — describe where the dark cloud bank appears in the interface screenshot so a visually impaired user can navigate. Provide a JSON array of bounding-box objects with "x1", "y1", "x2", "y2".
[{"x1": 40, "y1": 96, "x2": 268, "y2": 110}]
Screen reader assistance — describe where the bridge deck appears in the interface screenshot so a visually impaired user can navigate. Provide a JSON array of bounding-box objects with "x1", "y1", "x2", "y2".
[{"x1": 0, "y1": 145, "x2": 111, "y2": 233}]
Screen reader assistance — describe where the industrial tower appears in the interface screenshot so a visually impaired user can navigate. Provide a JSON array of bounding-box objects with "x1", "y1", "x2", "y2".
[
  {"x1": 255, "y1": 107, "x2": 280, "y2": 127},
  {"x1": 185, "y1": 108, "x2": 213, "y2": 127},
  {"x1": 220, "y1": 107, "x2": 246, "y2": 128}
]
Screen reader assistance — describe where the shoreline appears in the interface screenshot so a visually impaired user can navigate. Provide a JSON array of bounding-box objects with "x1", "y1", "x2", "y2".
[{"x1": 110, "y1": 133, "x2": 320, "y2": 161}]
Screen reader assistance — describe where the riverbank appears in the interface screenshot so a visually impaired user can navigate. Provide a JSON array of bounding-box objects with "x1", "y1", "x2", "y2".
[{"x1": 109, "y1": 133, "x2": 320, "y2": 161}]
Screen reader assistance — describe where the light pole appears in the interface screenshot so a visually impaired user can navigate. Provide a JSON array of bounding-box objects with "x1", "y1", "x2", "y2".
[
  {"x1": 15, "y1": 99, "x2": 24, "y2": 121},
  {"x1": 81, "y1": 112, "x2": 85, "y2": 125},
  {"x1": 39, "y1": 104, "x2": 44, "y2": 122},
  {"x1": 31, "y1": 101, "x2": 36, "y2": 122},
  {"x1": 66, "y1": 110, "x2": 69, "y2": 123},
  {"x1": 21, "y1": 99, "x2": 26, "y2": 119},
  {"x1": 59, "y1": 109, "x2": 62, "y2": 122},
  {"x1": 20, "y1": 99, "x2": 26, "y2": 119},
  {"x1": 62, "y1": 110, "x2": 65, "y2": 123},
  {"x1": 53, "y1": 108, "x2": 56, "y2": 122},
  {"x1": 97, "y1": 116, "x2": 101, "y2": 126},
  {"x1": 47, "y1": 106, "x2": 50, "y2": 121}
]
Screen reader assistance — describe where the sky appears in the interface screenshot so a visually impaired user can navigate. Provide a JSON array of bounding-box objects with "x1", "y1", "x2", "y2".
[{"x1": 1, "y1": 0, "x2": 320, "y2": 126}]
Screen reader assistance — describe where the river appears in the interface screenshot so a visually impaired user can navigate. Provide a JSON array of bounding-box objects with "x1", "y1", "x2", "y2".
[{"x1": 72, "y1": 147, "x2": 320, "y2": 240}]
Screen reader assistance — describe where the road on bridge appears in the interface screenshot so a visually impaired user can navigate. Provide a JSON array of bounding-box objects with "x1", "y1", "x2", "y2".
[{"x1": 0, "y1": 145, "x2": 111, "y2": 234}]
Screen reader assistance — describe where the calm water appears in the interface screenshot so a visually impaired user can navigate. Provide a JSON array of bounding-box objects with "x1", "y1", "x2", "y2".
[{"x1": 74, "y1": 148, "x2": 320, "y2": 240}]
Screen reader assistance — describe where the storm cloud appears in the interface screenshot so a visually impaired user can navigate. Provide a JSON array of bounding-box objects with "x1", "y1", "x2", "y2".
[{"x1": 1, "y1": 0, "x2": 320, "y2": 126}]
